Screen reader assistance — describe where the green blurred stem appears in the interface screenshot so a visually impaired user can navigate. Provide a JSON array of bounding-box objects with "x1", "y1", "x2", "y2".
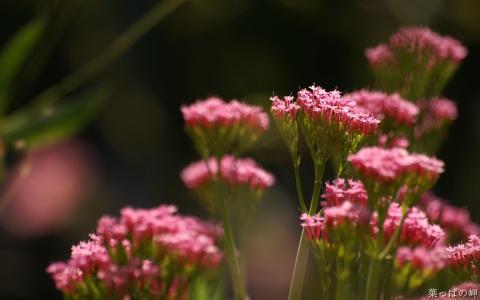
[
  {"x1": 336, "y1": 253, "x2": 348, "y2": 300},
  {"x1": 29, "y1": 0, "x2": 187, "y2": 109},
  {"x1": 288, "y1": 160, "x2": 326, "y2": 300},
  {"x1": 365, "y1": 209, "x2": 387, "y2": 300},
  {"x1": 214, "y1": 157, "x2": 248, "y2": 300},
  {"x1": 380, "y1": 206, "x2": 409, "y2": 259},
  {"x1": 291, "y1": 153, "x2": 307, "y2": 213}
]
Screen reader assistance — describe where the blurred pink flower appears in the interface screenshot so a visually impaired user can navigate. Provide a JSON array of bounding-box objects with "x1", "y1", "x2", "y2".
[
  {"x1": 1, "y1": 140, "x2": 97, "y2": 238},
  {"x1": 321, "y1": 178, "x2": 368, "y2": 207},
  {"x1": 389, "y1": 26, "x2": 467, "y2": 64},
  {"x1": 396, "y1": 246, "x2": 447, "y2": 272},
  {"x1": 348, "y1": 146, "x2": 444, "y2": 184},
  {"x1": 181, "y1": 156, "x2": 275, "y2": 190},
  {"x1": 346, "y1": 89, "x2": 419, "y2": 125},
  {"x1": 181, "y1": 97, "x2": 269, "y2": 132}
]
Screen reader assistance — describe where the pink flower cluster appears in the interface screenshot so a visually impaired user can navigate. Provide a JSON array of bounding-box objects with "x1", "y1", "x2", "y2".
[
  {"x1": 297, "y1": 85, "x2": 380, "y2": 135},
  {"x1": 428, "y1": 97, "x2": 458, "y2": 121},
  {"x1": 420, "y1": 192, "x2": 480, "y2": 240},
  {"x1": 415, "y1": 97, "x2": 458, "y2": 138},
  {"x1": 47, "y1": 205, "x2": 223, "y2": 298},
  {"x1": 181, "y1": 97, "x2": 269, "y2": 132},
  {"x1": 365, "y1": 44, "x2": 393, "y2": 66},
  {"x1": 270, "y1": 95, "x2": 300, "y2": 119},
  {"x1": 321, "y1": 178, "x2": 368, "y2": 207},
  {"x1": 346, "y1": 89, "x2": 419, "y2": 125},
  {"x1": 389, "y1": 26, "x2": 468, "y2": 64},
  {"x1": 348, "y1": 147, "x2": 444, "y2": 183},
  {"x1": 324, "y1": 201, "x2": 371, "y2": 228},
  {"x1": 301, "y1": 213, "x2": 326, "y2": 240},
  {"x1": 447, "y1": 234, "x2": 480, "y2": 269},
  {"x1": 396, "y1": 246, "x2": 447, "y2": 272},
  {"x1": 380, "y1": 203, "x2": 446, "y2": 248},
  {"x1": 301, "y1": 201, "x2": 370, "y2": 240},
  {"x1": 366, "y1": 27, "x2": 467, "y2": 67},
  {"x1": 181, "y1": 156, "x2": 275, "y2": 190}
]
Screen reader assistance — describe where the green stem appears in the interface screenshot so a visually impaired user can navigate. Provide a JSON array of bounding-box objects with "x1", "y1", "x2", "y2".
[
  {"x1": 364, "y1": 210, "x2": 385, "y2": 300},
  {"x1": 28, "y1": 0, "x2": 187, "y2": 109},
  {"x1": 364, "y1": 257, "x2": 381, "y2": 300},
  {"x1": 219, "y1": 198, "x2": 247, "y2": 300},
  {"x1": 292, "y1": 154, "x2": 307, "y2": 213},
  {"x1": 336, "y1": 254, "x2": 348, "y2": 300},
  {"x1": 288, "y1": 160, "x2": 326, "y2": 300},
  {"x1": 380, "y1": 206, "x2": 409, "y2": 259},
  {"x1": 214, "y1": 157, "x2": 247, "y2": 300}
]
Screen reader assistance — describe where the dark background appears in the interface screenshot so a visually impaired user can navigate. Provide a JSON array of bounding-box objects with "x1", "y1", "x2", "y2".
[{"x1": 1, "y1": 0, "x2": 479, "y2": 299}]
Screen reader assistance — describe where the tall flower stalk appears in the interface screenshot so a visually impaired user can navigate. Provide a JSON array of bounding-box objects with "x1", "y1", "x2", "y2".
[
  {"x1": 271, "y1": 86, "x2": 380, "y2": 300},
  {"x1": 181, "y1": 97, "x2": 273, "y2": 299}
]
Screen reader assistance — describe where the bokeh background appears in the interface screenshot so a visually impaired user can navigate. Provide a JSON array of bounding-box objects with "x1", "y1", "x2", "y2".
[{"x1": 1, "y1": 0, "x2": 480, "y2": 299}]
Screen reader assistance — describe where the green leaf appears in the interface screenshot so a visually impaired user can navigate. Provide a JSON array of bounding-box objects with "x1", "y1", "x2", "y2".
[
  {"x1": 0, "y1": 17, "x2": 45, "y2": 113},
  {"x1": 1, "y1": 87, "x2": 108, "y2": 149}
]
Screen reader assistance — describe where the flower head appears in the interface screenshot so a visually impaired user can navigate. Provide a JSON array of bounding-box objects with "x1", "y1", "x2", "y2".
[
  {"x1": 322, "y1": 178, "x2": 368, "y2": 207},
  {"x1": 365, "y1": 27, "x2": 468, "y2": 99},
  {"x1": 379, "y1": 203, "x2": 446, "y2": 248},
  {"x1": 48, "y1": 205, "x2": 222, "y2": 298},
  {"x1": 181, "y1": 97, "x2": 269, "y2": 156},
  {"x1": 301, "y1": 213, "x2": 326, "y2": 240},
  {"x1": 396, "y1": 246, "x2": 447, "y2": 272},
  {"x1": 297, "y1": 85, "x2": 380, "y2": 136},
  {"x1": 324, "y1": 201, "x2": 371, "y2": 228},
  {"x1": 389, "y1": 26, "x2": 467, "y2": 64},
  {"x1": 420, "y1": 192, "x2": 480, "y2": 241},
  {"x1": 181, "y1": 156, "x2": 274, "y2": 214},
  {"x1": 270, "y1": 95, "x2": 301, "y2": 155},
  {"x1": 348, "y1": 147, "x2": 444, "y2": 205},
  {"x1": 447, "y1": 234, "x2": 480, "y2": 273},
  {"x1": 365, "y1": 44, "x2": 393, "y2": 66},
  {"x1": 346, "y1": 89, "x2": 419, "y2": 126}
]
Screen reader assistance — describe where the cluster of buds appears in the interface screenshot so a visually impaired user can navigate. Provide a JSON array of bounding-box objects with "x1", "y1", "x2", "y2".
[
  {"x1": 393, "y1": 246, "x2": 448, "y2": 291},
  {"x1": 181, "y1": 97, "x2": 269, "y2": 157},
  {"x1": 271, "y1": 85, "x2": 380, "y2": 183},
  {"x1": 348, "y1": 146, "x2": 444, "y2": 208},
  {"x1": 447, "y1": 234, "x2": 480, "y2": 275},
  {"x1": 346, "y1": 89, "x2": 419, "y2": 127},
  {"x1": 378, "y1": 203, "x2": 446, "y2": 248},
  {"x1": 412, "y1": 97, "x2": 458, "y2": 153},
  {"x1": 47, "y1": 205, "x2": 223, "y2": 299},
  {"x1": 420, "y1": 192, "x2": 480, "y2": 242},
  {"x1": 366, "y1": 26, "x2": 467, "y2": 99},
  {"x1": 181, "y1": 156, "x2": 274, "y2": 218}
]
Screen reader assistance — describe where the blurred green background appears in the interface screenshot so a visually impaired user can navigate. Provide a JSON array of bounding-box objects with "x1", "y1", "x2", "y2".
[{"x1": 1, "y1": 0, "x2": 479, "y2": 299}]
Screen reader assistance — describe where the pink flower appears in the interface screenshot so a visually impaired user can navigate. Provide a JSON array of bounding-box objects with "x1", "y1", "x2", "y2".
[
  {"x1": 181, "y1": 97, "x2": 269, "y2": 132},
  {"x1": 321, "y1": 178, "x2": 368, "y2": 207},
  {"x1": 420, "y1": 192, "x2": 479, "y2": 240},
  {"x1": 414, "y1": 97, "x2": 458, "y2": 139},
  {"x1": 365, "y1": 44, "x2": 393, "y2": 66},
  {"x1": 181, "y1": 156, "x2": 275, "y2": 190},
  {"x1": 389, "y1": 26, "x2": 467, "y2": 64},
  {"x1": 447, "y1": 234, "x2": 480, "y2": 268},
  {"x1": 348, "y1": 146, "x2": 444, "y2": 184},
  {"x1": 300, "y1": 213, "x2": 326, "y2": 240},
  {"x1": 429, "y1": 97, "x2": 458, "y2": 121},
  {"x1": 270, "y1": 95, "x2": 300, "y2": 119},
  {"x1": 48, "y1": 205, "x2": 223, "y2": 298},
  {"x1": 396, "y1": 246, "x2": 447, "y2": 272},
  {"x1": 380, "y1": 203, "x2": 446, "y2": 248},
  {"x1": 297, "y1": 85, "x2": 380, "y2": 136},
  {"x1": 346, "y1": 89, "x2": 419, "y2": 125},
  {"x1": 324, "y1": 201, "x2": 371, "y2": 228},
  {"x1": 1, "y1": 140, "x2": 97, "y2": 238}
]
